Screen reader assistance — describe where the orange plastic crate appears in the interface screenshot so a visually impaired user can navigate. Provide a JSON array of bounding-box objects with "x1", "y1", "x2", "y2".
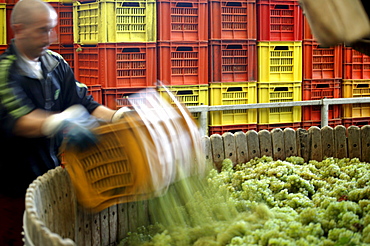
[
  {"x1": 303, "y1": 40, "x2": 343, "y2": 80},
  {"x1": 257, "y1": 122, "x2": 301, "y2": 131},
  {"x1": 87, "y1": 85, "x2": 102, "y2": 104},
  {"x1": 209, "y1": 0, "x2": 256, "y2": 40},
  {"x1": 257, "y1": 0, "x2": 303, "y2": 41},
  {"x1": 102, "y1": 87, "x2": 156, "y2": 110},
  {"x1": 302, "y1": 79, "x2": 341, "y2": 100},
  {"x1": 157, "y1": 41, "x2": 208, "y2": 85},
  {"x1": 301, "y1": 119, "x2": 342, "y2": 130},
  {"x1": 343, "y1": 46, "x2": 370, "y2": 80},
  {"x1": 208, "y1": 124, "x2": 258, "y2": 135},
  {"x1": 0, "y1": 44, "x2": 7, "y2": 54},
  {"x1": 157, "y1": 0, "x2": 208, "y2": 41},
  {"x1": 302, "y1": 105, "x2": 341, "y2": 122},
  {"x1": 6, "y1": 3, "x2": 73, "y2": 45},
  {"x1": 209, "y1": 39, "x2": 257, "y2": 82},
  {"x1": 48, "y1": 44, "x2": 74, "y2": 70},
  {"x1": 74, "y1": 43, "x2": 157, "y2": 88},
  {"x1": 342, "y1": 117, "x2": 370, "y2": 128}
]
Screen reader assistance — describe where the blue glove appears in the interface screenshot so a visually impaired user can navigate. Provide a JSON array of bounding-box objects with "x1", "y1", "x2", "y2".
[{"x1": 59, "y1": 119, "x2": 98, "y2": 151}]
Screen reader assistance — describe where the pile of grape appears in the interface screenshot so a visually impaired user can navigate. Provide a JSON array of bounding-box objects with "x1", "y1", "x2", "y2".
[{"x1": 120, "y1": 156, "x2": 370, "y2": 246}]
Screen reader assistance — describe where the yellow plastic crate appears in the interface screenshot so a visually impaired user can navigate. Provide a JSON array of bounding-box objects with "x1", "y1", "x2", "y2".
[
  {"x1": 258, "y1": 81, "x2": 302, "y2": 124},
  {"x1": 158, "y1": 84, "x2": 209, "y2": 123},
  {"x1": 73, "y1": 0, "x2": 156, "y2": 44},
  {"x1": 0, "y1": 3, "x2": 6, "y2": 45},
  {"x1": 258, "y1": 41, "x2": 302, "y2": 82},
  {"x1": 209, "y1": 82, "x2": 257, "y2": 126},
  {"x1": 342, "y1": 79, "x2": 370, "y2": 118}
]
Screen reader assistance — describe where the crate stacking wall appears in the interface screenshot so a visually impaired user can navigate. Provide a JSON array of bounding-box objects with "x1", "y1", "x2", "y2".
[
  {"x1": 301, "y1": 38, "x2": 343, "y2": 128},
  {"x1": 257, "y1": 41, "x2": 302, "y2": 125}
]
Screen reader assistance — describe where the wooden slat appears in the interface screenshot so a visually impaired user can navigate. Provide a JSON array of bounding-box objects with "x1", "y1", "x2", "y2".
[
  {"x1": 222, "y1": 132, "x2": 237, "y2": 164},
  {"x1": 309, "y1": 126, "x2": 322, "y2": 162},
  {"x1": 117, "y1": 203, "x2": 129, "y2": 242},
  {"x1": 271, "y1": 128, "x2": 285, "y2": 160},
  {"x1": 92, "y1": 212, "x2": 101, "y2": 246},
  {"x1": 210, "y1": 134, "x2": 225, "y2": 170},
  {"x1": 109, "y1": 205, "x2": 118, "y2": 244},
  {"x1": 128, "y1": 202, "x2": 138, "y2": 233},
  {"x1": 100, "y1": 207, "x2": 109, "y2": 246},
  {"x1": 297, "y1": 128, "x2": 310, "y2": 162},
  {"x1": 258, "y1": 130, "x2": 272, "y2": 157},
  {"x1": 348, "y1": 126, "x2": 361, "y2": 159},
  {"x1": 83, "y1": 208, "x2": 93, "y2": 246},
  {"x1": 201, "y1": 136, "x2": 213, "y2": 167},
  {"x1": 334, "y1": 125, "x2": 347, "y2": 159},
  {"x1": 284, "y1": 128, "x2": 297, "y2": 157},
  {"x1": 321, "y1": 126, "x2": 335, "y2": 159},
  {"x1": 234, "y1": 131, "x2": 248, "y2": 164},
  {"x1": 361, "y1": 125, "x2": 370, "y2": 162},
  {"x1": 74, "y1": 204, "x2": 85, "y2": 245},
  {"x1": 246, "y1": 130, "x2": 260, "y2": 160}
]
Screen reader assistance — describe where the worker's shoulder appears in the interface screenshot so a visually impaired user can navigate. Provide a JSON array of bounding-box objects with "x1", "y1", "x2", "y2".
[
  {"x1": 46, "y1": 49, "x2": 68, "y2": 65},
  {"x1": 0, "y1": 50, "x2": 17, "y2": 70}
]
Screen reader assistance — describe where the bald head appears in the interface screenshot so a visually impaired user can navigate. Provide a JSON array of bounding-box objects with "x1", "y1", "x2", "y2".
[{"x1": 11, "y1": 0, "x2": 57, "y2": 27}]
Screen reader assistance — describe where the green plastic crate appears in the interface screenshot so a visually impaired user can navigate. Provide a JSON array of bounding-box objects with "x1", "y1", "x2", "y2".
[{"x1": 73, "y1": 0, "x2": 156, "y2": 44}]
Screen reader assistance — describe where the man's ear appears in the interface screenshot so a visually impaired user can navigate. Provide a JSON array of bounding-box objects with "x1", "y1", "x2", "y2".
[{"x1": 12, "y1": 23, "x2": 24, "y2": 38}]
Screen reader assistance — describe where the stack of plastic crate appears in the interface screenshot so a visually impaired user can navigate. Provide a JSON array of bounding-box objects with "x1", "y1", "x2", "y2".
[
  {"x1": 300, "y1": 13, "x2": 343, "y2": 130},
  {"x1": 156, "y1": 0, "x2": 209, "y2": 124},
  {"x1": 342, "y1": 47, "x2": 370, "y2": 128},
  {"x1": 207, "y1": 0, "x2": 258, "y2": 135},
  {"x1": 256, "y1": 0, "x2": 302, "y2": 131},
  {"x1": 73, "y1": 0, "x2": 157, "y2": 107},
  {"x1": 0, "y1": 0, "x2": 6, "y2": 53}
]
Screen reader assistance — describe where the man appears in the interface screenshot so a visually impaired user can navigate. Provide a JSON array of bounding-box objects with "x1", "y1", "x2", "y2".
[{"x1": 0, "y1": 0, "x2": 126, "y2": 244}]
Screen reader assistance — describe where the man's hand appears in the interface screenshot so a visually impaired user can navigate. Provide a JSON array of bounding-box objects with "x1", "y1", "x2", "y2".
[{"x1": 41, "y1": 105, "x2": 99, "y2": 151}]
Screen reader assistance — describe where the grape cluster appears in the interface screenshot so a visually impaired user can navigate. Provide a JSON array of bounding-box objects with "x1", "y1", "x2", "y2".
[{"x1": 121, "y1": 156, "x2": 370, "y2": 246}]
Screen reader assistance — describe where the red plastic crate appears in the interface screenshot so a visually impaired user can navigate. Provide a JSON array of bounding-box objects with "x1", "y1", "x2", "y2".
[
  {"x1": 157, "y1": 0, "x2": 208, "y2": 41},
  {"x1": 102, "y1": 87, "x2": 156, "y2": 110},
  {"x1": 257, "y1": 0, "x2": 303, "y2": 41},
  {"x1": 208, "y1": 124, "x2": 258, "y2": 135},
  {"x1": 87, "y1": 85, "x2": 102, "y2": 104},
  {"x1": 301, "y1": 118, "x2": 342, "y2": 130},
  {"x1": 6, "y1": 3, "x2": 73, "y2": 45},
  {"x1": 343, "y1": 46, "x2": 370, "y2": 80},
  {"x1": 302, "y1": 79, "x2": 341, "y2": 100},
  {"x1": 209, "y1": 39, "x2": 257, "y2": 82},
  {"x1": 209, "y1": 0, "x2": 256, "y2": 40},
  {"x1": 257, "y1": 122, "x2": 301, "y2": 131},
  {"x1": 342, "y1": 117, "x2": 370, "y2": 128},
  {"x1": 74, "y1": 43, "x2": 157, "y2": 88},
  {"x1": 157, "y1": 41, "x2": 208, "y2": 85},
  {"x1": 48, "y1": 44, "x2": 74, "y2": 70},
  {"x1": 302, "y1": 105, "x2": 341, "y2": 122},
  {"x1": 303, "y1": 40, "x2": 343, "y2": 80},
  {"x1": 0, "y1": 44, "x2": 7, "y2": 54},
  {"x1": 303, "y1": 14, "x2": 314, "y2": 40}
]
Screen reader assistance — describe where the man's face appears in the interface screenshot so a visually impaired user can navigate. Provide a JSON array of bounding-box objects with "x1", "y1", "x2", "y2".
[{"x1": 15, "y1": 10, "x2": 57, "y2": 60}]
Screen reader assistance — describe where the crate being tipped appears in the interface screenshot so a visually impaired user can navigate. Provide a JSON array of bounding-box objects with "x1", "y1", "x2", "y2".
[{"x1": 62, "y1": 88, "x2": 206, "y2": 212}]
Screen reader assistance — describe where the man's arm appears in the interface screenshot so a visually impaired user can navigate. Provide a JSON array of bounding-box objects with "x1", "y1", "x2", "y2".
[
  {"x1": 90, "y1": 105, "x2": 116, "y2": 122},
  {"x1": 12, "y1": 109, "x2": 52, "y2": 137}
]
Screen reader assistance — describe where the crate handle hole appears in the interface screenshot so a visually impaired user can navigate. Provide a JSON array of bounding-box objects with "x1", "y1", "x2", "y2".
[
  {"x1": 316, "y1": 84, "x2": 329, "y2": 88},
  {"x1": 122, "y1": 2, "x2": 140, "y2": 7},
  {"x1": 227, "y1": 87, "x2": 243, "y2": 92},
  {"x1": 176, "y1": 47, "x2": 193, "y2": 51},
  {"x1": 357, "y1": 84, "x2": 369, "y2": 88},
  {"x1": 226, "y1": 45, "x2": 242, "y2": 50},
  {"x1": 122, "y1": 48, "x2": 140, "y2": 53},
  {"x1": 176, "y1": 90, "x2": 193, "y2": 95},
  {"x1": 274, "y1": 87, "x2": 289, "y2": 92},
  {"x1": 274, "y1": 5, "x2": 289, "y2": 9},
  {"x1": 226, "y1": 2, "x2": 242, "y2": 7},
  {"x1": 176, "y1": 2, "x2": 193, "y2": 7},
  {"x1": 274, "y1": 46, "x2": 289, "y2": 51}
]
